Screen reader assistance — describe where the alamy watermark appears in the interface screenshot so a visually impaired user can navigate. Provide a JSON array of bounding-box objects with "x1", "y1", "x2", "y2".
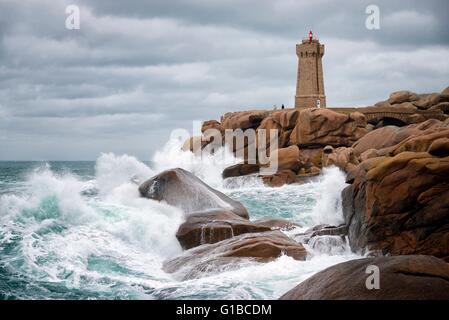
[
  {"x1": 365, "y1": 5, "x2": 380, "y2": 30},
  {"x1": 365, "y1": 264, "x2": 380, "y2": 290},
  {"x1": 65, "y1": 5, "x2": 80, "y2": 30}
]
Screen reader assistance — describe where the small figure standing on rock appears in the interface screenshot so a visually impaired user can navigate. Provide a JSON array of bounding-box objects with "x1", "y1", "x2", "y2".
[{"x1": 282, "y1": 104, "x2": 285, "y2": 109}]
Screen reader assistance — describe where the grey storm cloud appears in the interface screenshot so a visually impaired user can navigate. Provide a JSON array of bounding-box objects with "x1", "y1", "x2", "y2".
[{"x1": 0, "y1": 0, "x2": 448, "y2": 160}]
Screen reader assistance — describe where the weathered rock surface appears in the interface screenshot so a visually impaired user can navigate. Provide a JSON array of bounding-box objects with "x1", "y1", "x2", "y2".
[
  {"x1": 222, "y1": 163, "x2": 260, "y2": 178},
  {"x1": 280, "y1": 255, "x2": 449, "y2": 300},
  {"x1": 271, "y1": 109, "x2": 300, "y2": 129},
  {"x1": 176, "y1": 209, "x2": 271, "y2": 249},
  {"x1": 164, "y1": 231, "x2": 307, "y2": 279},
  {"x1": 388, "y1": 90, "x2": 419, "y2": 105},
  {"x1": 290, "y1": 108, "x2": 367, "y2": 147},
  {"x1": 256, "y1": 116, "x2": 284, "y2": 152},
  {"x1": 139, "y1": 168, "x2": 249, "y2": 219},
  {"x1": 268, "y1": 145, "x2": 301, "y2": 172},
  {"x1": 352, "y1": 125, "x2": 421, "y2": 156},
  {"x1": 261, "y1": 169, "x2": 297, "y2": 187},
  {"x1": 201, "y1": 120, "x2": 224, "y2": 134},
  {"x1": 429, "y1": 102, "x2": 449, "y2": 114},
  {"x1": 221, "y1": 110, "x2": 268, "y2": 130},
  {"x1": 413, "y1": 93, "x2": 449, "y2": 110},
  {"x1": 322, "y1": 146, "x2": 359, "y2": 173},
  {"x1": 252, "y1": 218, "x2": 301, "y2": 230},
  {"x1": 342, "y1": 149, "x2": 449, "y2": 260}
]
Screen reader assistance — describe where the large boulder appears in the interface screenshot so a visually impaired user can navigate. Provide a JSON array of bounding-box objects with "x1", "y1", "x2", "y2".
[
  {"x1": 176, "y1": 209, "x2": 271, "y2": 250},
  {"x1": 387, "y1": 90, "x2": 419, "y2": 105},
  {"x1": 261, "y1": 169, "x2": 297, "y2": 187},
  {"x1": 429, "y1": 102, "x2": 449, "y2": 114},
  {"x1": 352, "y1": 125, "x2": 422, "y2": 155},
  {"x1": 268, "y1": 145, "x2": 301, "y2": 172},
  {"x1": 342, "y1": 149, "x2": 449, "y2": 260},
  {"x1": 139, "y1": 168, "x2": 249, "y2": 219},
  {"x1": 290, "y1": 109, "x2": 367, "y2": 147},
  {"x1": 164, "y1": 231, "x2": 307, "y2": 279},
  {"x1": 221, "y1": 110, "x2": 268, "y2": 130},
  {"x1": 413, "y1": 93, "x2": 449, "y2": 110},
  {"x1": 280, "y1": 255, "x2": 449, "y2": 300},
  {"x1": 352, "y1": 120, "x2": 449, "y2": 156},
  {"x1": 222, "y1": 163, "x2": 260, "y2": 178}
]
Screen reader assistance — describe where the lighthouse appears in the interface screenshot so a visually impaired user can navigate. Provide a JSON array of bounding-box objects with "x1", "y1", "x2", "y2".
[{"x1": 294, "y1": 31, "x2": 326, "y2": 109}]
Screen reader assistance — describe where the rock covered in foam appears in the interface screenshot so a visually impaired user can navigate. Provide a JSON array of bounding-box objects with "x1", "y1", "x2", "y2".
[
  {"x1": 280, "y1": 255, "x2": 449, "y2": 300},
  {"x1": 176, "y1": 209, "x2": 271, "y2": 250},
  {"x1": 138, "y1": 168, "x2": 249, "y2": 219},
  {"x1": 139, "y1": 168, "x2": 248, "y2": 219},
  {"x1": 164, "y1": 230, "x2": 307, "y2": 279}
]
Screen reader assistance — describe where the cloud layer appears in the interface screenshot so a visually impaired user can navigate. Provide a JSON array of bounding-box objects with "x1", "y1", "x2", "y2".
[{"x1": 0, "y1": 0, "x2": 448, "y2": 160}]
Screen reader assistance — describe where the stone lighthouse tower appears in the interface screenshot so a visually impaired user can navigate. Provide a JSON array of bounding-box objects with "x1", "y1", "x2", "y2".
[{"x1": 295, "y1": 31, "x2": 326, "y2": 108}]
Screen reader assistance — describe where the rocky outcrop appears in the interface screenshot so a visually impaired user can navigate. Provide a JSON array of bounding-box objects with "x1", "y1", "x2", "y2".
[
  {"x1": 290, "y1": 108, "x2": 367, "y2": 147},
  {"x1": 252, "y1": 218, "x2": 301, "y2": 230},
  {"x1": 280, "y1": 255, "x2": 449, "y2": 300},
  {"x1": 352, "y1": 125, "x2": 422, "y2": 156},
  {"x1": 139, "y1": 168, "x2": 249, "y2": 219},
  {"x1": 388, "y1": 91, "x2": 419, "y2": 105},
  {"x1": 221, "y1": 110, "x2": 268, "y2": 130},
  {"x1": 222, "y1": 163, "x2": 260, "y2": 178},
  {"x1": 271, "y1": 109, "x2": 300, "y2": 130},
  {"x1": 261, "y1": 169, "x2": 297, "y2": 187},
  {"x1": 342, "y1": 146, "x2": 449, "y2": 260},
  {"x1": 429, "y1": 102, "x2": 449, "y2": 114},
  {"x1": 413, "y1": 93, "x2": 449, "y2": 110},
  {"x1": 176, "y1": 209, "x2": 271, "y2": 249},
  {"x1": 322, "y1": 146, "x2": 359, "y2": 173},
  {"x1": 268, "y1": 145, "x2": 301, "y2": 172},
  {"x1": 201, "y1": 120, "x2": 223, "y2": 135},
  {"x1": 256, "y1": 116, "x2": 284, "y2": 152},
  {"x1": 164, "y1": 231, "x2": 307, "y2": 279}
]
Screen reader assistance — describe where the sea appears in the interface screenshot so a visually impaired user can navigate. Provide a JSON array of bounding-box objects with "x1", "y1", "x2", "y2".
[{"x1": 0, "y1": 138, "x2": 360, "y2": 299}]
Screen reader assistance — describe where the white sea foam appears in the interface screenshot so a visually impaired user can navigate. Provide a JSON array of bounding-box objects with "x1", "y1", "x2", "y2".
[{"x1": 0, "y1": 139, "x2": 359, "y2": 299}]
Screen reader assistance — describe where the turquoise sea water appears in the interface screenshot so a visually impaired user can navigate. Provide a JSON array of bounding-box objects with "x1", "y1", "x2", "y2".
[{"x1": 0, "y1": 145, "x2": 359, "y2": 300}]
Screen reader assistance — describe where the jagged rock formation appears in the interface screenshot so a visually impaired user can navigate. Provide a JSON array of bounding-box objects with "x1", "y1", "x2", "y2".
[{"x1": 342, "y1": 119, "x2": 449, "y2": 260}]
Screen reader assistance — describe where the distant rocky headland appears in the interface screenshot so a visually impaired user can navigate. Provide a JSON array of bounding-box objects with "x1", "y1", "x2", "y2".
[{"x1": 138, "y1": 86, "x2": 449, "y2": 299}]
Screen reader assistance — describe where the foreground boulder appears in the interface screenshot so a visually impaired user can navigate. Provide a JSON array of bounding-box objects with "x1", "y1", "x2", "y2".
[
  {"x1": 176, "y1": 209, "x2": 271, "y2": 250},
  {"x1": 280, "y1": 255, "x2": 449, "y2": 300},
  {"x1": 139, "y1": 168, "x2": 249, "y2": 219},
  {"x1": 164, "y1": 231, "x2": 307, "y2": 279}
]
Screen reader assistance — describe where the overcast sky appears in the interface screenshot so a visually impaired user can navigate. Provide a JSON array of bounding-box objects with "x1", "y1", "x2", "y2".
[{"x1": 0, "y1": 0, "x2": 448, "y2": 160}]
